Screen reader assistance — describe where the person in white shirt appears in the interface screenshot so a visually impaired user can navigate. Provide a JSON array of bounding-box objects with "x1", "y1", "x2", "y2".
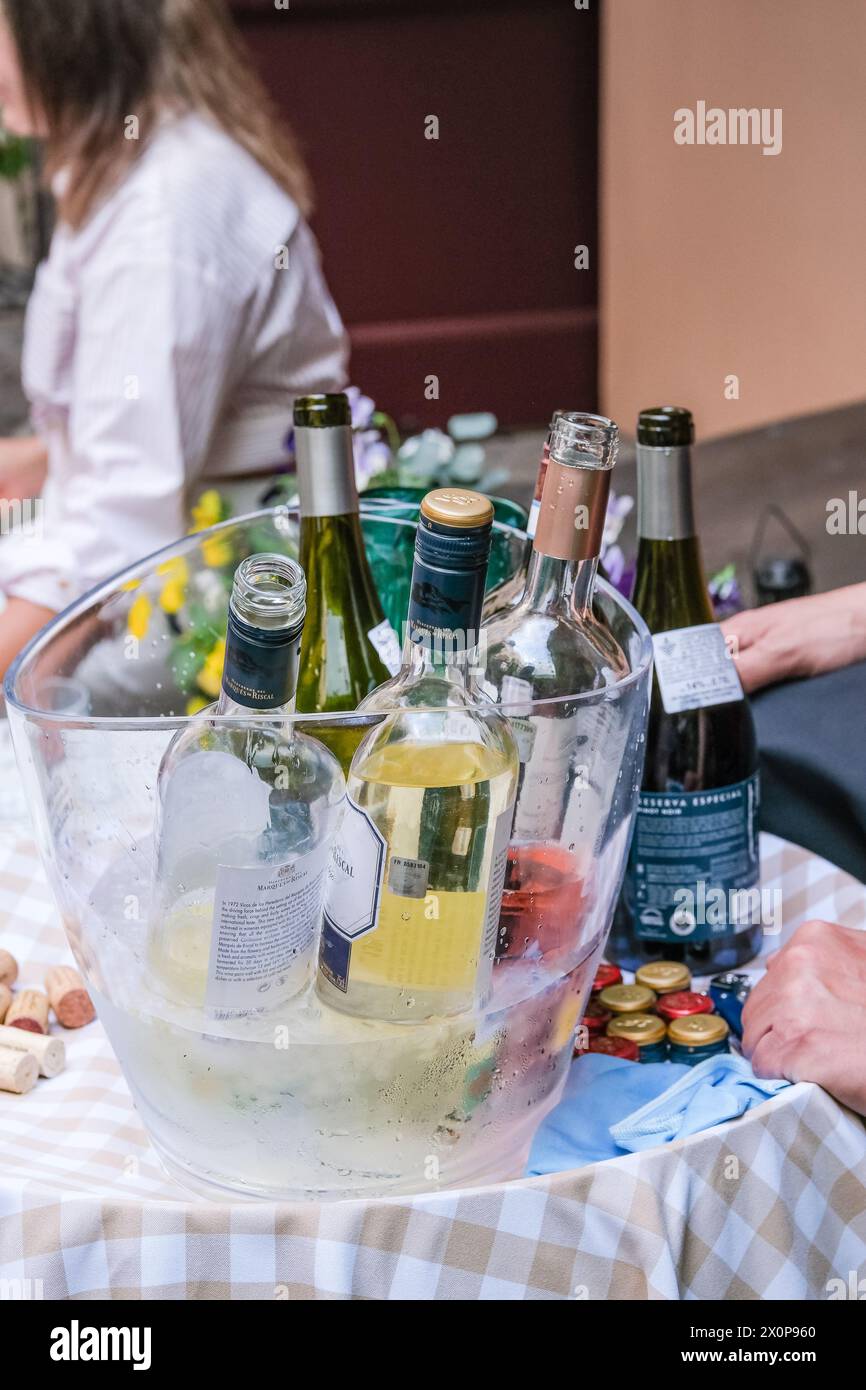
[{"x1": 0, "y1": 0, "x2": 348, "y2": 678}]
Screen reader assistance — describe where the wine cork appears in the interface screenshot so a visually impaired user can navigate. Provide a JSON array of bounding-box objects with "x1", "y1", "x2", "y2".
[
  {"x1": 6, "y1": 989, "x2": 49, "y2": 1035},
  {"x1": 0, "y1": 983, "x2": 11, "y2": 1024},
  {"x1": 0, "y1": 1024, "x2": 65, "y2": 1078},
  {"x1": 0, "y1": 1044, "x2": 38, "y2": 1095},
  {"x1": 0, "y1": 949, "x2": 18, "y2": 988},
  {"x1": 45, "y1": 966, "x2": 95, "y2": 1029}
]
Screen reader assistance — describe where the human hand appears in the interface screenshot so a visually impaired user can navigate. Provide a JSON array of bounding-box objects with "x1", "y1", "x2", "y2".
[
  {"x1": 742, "y1": 918, "x2": 866, "y2": 1117},
  {"x1": 722, "y1": 584, "x2": 866, "y2": 693}
]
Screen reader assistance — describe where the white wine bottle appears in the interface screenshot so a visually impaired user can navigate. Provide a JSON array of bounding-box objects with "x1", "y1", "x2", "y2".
[
  {"x1": 150, "y1": 554, "x2": 345, "y2": 1014},
  {"x1": 294, "y1": 393, "x2": 400, "y2": 769},
  {"x1": 316, "y1": 489, "x2": 519, "y2": 1022},
  {"x1": 606, "y1": 407, "x2": 761, "y2": 972}
]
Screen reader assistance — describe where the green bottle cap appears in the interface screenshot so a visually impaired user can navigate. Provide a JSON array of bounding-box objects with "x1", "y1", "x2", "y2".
[
  {"x1": 637, "y1": 406, "x2": 694, "y2": 448},
  {"x1": 293, "y1": 393, "x2": 351, "y2": 428}
]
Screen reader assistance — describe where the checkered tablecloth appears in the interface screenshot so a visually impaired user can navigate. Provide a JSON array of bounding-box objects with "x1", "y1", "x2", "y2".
[{"x1": 0, "y1": 829, "x2": 864, "y2": 1300}]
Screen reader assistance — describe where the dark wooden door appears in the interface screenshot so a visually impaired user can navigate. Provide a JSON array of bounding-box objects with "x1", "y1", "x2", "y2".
[{"x1": 232, "y1": 0, "x2": 599, "y2": 428}]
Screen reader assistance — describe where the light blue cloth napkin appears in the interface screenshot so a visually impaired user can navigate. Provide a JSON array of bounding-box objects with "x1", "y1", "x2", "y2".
[
  {"x1": 609, "y1": 1052, "x2": 790, "y2": 1152},
  {"x1": 527, "y1": 1052, "x2": 790, "y2": 1176}
]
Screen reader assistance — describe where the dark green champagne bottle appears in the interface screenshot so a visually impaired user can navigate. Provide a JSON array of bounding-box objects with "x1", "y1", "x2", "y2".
[
  {"x1": 607, "y1": 407, "x2": 761, "y2": 972},
  {"x1": 293, "y1": 394, "x2": 400, "y2": 768}
]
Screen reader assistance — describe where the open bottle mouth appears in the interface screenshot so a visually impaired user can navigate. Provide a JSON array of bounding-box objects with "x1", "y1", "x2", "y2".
[
  {"x1": 549, "y1": 412, "x2": 618, "y2": 471},
  {"x1": 229, "y1": 553, "x2": 307, "y2": 633}
]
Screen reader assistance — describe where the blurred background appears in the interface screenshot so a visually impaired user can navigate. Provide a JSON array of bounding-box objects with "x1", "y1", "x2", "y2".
[{"x1": 0, "y1": 0, "x2": 862, "y2": 596}]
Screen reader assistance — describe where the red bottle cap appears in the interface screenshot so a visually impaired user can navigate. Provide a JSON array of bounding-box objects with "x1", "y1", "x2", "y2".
[
  {"x1": 591, "y1": 962, "x2": 622, "y2": 994},
  {"x1": 582, "y1": 1002, "x2": 613, "y2": 1035},
  {"x1": 657, "y1": 990, "x2": 714, "y2": 1022},
  {"x1": 587, "y1": 1035, "x2": 640, "y2": 1061}
]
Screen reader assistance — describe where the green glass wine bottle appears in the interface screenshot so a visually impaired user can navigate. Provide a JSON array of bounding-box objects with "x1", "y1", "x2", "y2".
[
  {"x1": 606, "y1": 407, "x2": 762, "y2": 973},
  {"x1": 293, "y1": 394, "x2": 400, "y2": 768}
]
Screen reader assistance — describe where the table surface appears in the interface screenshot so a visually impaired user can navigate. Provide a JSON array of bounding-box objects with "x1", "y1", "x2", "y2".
[{"x1": 0, "y1": 822, "x2": 864, "y2": 1299}]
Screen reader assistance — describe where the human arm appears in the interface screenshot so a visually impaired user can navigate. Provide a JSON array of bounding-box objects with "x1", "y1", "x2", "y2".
[{"x1": 721, "y1": 583, "x2": 866, "y2": 694}]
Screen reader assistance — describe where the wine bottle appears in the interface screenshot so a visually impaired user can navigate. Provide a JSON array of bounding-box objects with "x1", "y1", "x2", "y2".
[
  {"x1": 606, "y1": 407, "x2": 761, "y2": 972},
  {"x1": 481, "y1": 411, "x2": 560, "y2": 620},
  {"x1": 481, "y1": 412, "x2": 629, "y2": 961},
  {"x1": 293, "y1": 393, "x2": 400, "y2": 768},
  {"x1": 317, "y1": 489, "x2": 519, "y2": 1021},
  {"x1": 150, "y1": 554, "x2": 345, "y2": 1013}
]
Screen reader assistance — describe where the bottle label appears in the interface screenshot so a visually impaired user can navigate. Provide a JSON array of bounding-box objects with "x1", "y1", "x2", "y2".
[
  {"x1": 407, "y1": 555, "x2": 486, "y2": 645},
  {"x1": 319, "y1": 796, "x2": 387, "y2": 993},
  {"x1": 367, "y1": 619, "x2": 402, "y2": 676},
  {"x1": 205, "y1": 840, "x2": 331, "y2": 1013},
  {"x1": 222, "y1": 615, "x2": 301, "y2": 711},
  {"x1": 651, "y1": 623, "x2": 743, "y2": 714},
  {"x1": 630, "y1": 773, "x2": 760, "y2": 942}
]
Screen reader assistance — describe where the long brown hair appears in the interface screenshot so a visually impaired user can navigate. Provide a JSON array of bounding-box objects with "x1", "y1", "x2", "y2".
[{"x1": 3, "y1": 0, "x2": 312, "y2": 227}]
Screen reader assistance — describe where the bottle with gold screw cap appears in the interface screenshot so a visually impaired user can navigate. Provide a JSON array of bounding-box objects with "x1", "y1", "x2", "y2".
[
  {"x1": 607, "y1": 1013, "x2": 668, "y2": 1062},
  {"x1": 598, "y1": 983, "x2": 657, "y2": 1016},
  {"x1": 635, "y1": 961, "x2": 691, "y2": 995},
  {"x1": 667, "y1": 1013, "x2": 730, "y2": 1065},
  {"x1": 317, "y1": 488, "x2": 519, "y2": 1021}
]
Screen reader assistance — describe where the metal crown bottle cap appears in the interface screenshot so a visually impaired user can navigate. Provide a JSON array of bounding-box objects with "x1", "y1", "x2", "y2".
[
  {"x1": 635, "y1": 961, "x2": 692, "y2": 994},
  {"x1": 668, "y1": 1014, "x2": 729, "y2": 1046},
  {"x1": 607, "y1": 1013, "x2": 666, "y2": 1045},
  {"x1": 636, "y1": 406, "x2": 694, "y2": 447},
  {"x1": 598, "y1": 983, "x2": 657, "y2": 1015},
  {"x1": 293, "y1": 393, "x2": 351, "y2": 428},
  {"x1": 420, "y1": 488, "x2": 494, "y2": 529}
]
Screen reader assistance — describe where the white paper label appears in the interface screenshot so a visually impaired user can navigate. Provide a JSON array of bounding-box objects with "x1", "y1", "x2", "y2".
[
  {"x1": 368, "y1": 620, "x2": 402, "y2": 676},
  {"x1": 388, "y1": 855, "x2": 430, "y2": 899},
  {"x1": 652, "y1": 623, "x2": 744, "y2": 715},
  {"x1": 205, "y1": 841, "x2": 330, "y2": 1013},
  {"x1": 323, "y1": 795, "x2": 387, "y2": 940}
]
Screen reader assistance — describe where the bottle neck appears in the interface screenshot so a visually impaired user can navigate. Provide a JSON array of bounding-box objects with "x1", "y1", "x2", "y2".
[
  {"x1": 294, "y1": 422, "x2": 359, "y2": 519},
  {"x1": 633, "y1": 444, "x2": 714, "y2": 627},
  {"x1": 522, "y1": 550, "x2": 598, "y2": 620},
  {"x1": 218, "y1": 610, "x2": 303, "y2": 715},
  {"x1": 523, "y1": 451, "x2": 609, "y2": 618},
  {"x1": 400, "y1": 521, "x2": 490, "y2": 689}
]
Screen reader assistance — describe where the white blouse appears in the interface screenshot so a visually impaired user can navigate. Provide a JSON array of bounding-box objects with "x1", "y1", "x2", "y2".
[{"x1": 0, "y1": 112, "x2": 348, "y2": 613}]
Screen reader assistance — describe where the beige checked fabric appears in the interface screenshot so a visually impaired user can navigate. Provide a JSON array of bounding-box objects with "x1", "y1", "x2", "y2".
[{"x1": 0, "y1": 830, "x2": 864, "y2": 1300}]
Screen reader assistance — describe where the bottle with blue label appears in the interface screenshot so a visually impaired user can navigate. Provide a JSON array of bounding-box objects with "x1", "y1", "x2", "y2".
[
  {"x1": 316, "y1": 489, "x2": 519, "y2": 1022},
  {"x1": 606, "y1": 407, "x2": 761, "y2": 973}
]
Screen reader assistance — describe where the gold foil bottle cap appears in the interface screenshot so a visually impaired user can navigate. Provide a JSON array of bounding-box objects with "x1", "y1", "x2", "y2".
[
  {"x1": 607, "y1": 1013, "x2": 666, "y2": 1045},
  {"x1": 636, "y1": 961, "x2": 692, "y2": 994},
  {"x1": 420, "y1": 489, "x2": 494, "y2": 529},
  {"x1": 598, "y1": 983, "x2": 657, "y2": 1015},
  {"x1": 668, "y1": 1014, "x2": 730, "y2": 1046}
]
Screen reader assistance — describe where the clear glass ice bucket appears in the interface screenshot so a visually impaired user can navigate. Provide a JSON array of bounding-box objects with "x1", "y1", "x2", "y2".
[{"x1": 5, "y1": 508, "x2": 652, "y2": 1202}]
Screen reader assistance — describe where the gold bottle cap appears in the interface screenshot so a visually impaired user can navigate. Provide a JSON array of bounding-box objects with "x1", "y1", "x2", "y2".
[
  {"x1": 420, "y1": 488, "x2": 494, "y2": 529},
  {"x1": 607, "y1": 1013, "x2": 666, "y2": 1046},
  {"x1": 668, "y1": 1014, "x2": 729, "y2": 1046},
  {"x1": 598, "y1": 983, "x2": 657, "y2": 1015},
  {"x1": 635, "y1": 961, "x2": 692, "y2": 994}
]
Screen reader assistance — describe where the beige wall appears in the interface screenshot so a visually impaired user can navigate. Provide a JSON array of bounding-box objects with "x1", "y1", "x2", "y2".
[{"x1": 601, "y1": 0, "x2": 866, "y2": 439}]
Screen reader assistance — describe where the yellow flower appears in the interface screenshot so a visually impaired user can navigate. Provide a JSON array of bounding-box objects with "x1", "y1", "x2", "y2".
[
  {"x1": 121, "y1": 578, "x2": 141, "y2": 593},
  {"x1": 159, "y1": 580, "x2": 186, "y2": 615},
  {"x1": 128, "y1": 593, "x2": 152, "y2": 641},
  {"x1": 185, "y1": 695, "x2": 210, "y2": 716},
  {"x1": 190, "y1": 490, "x2": 224, "y2": 533},
  {"x1": 201, "y1": 534, "x2": 234, "y2": 569},
  {"x1": 157, "y1": 556, "x2": 189, "y2": 584},
  {"x1": 196, "y1": 638, "x2": 226, "y2": 698}
]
